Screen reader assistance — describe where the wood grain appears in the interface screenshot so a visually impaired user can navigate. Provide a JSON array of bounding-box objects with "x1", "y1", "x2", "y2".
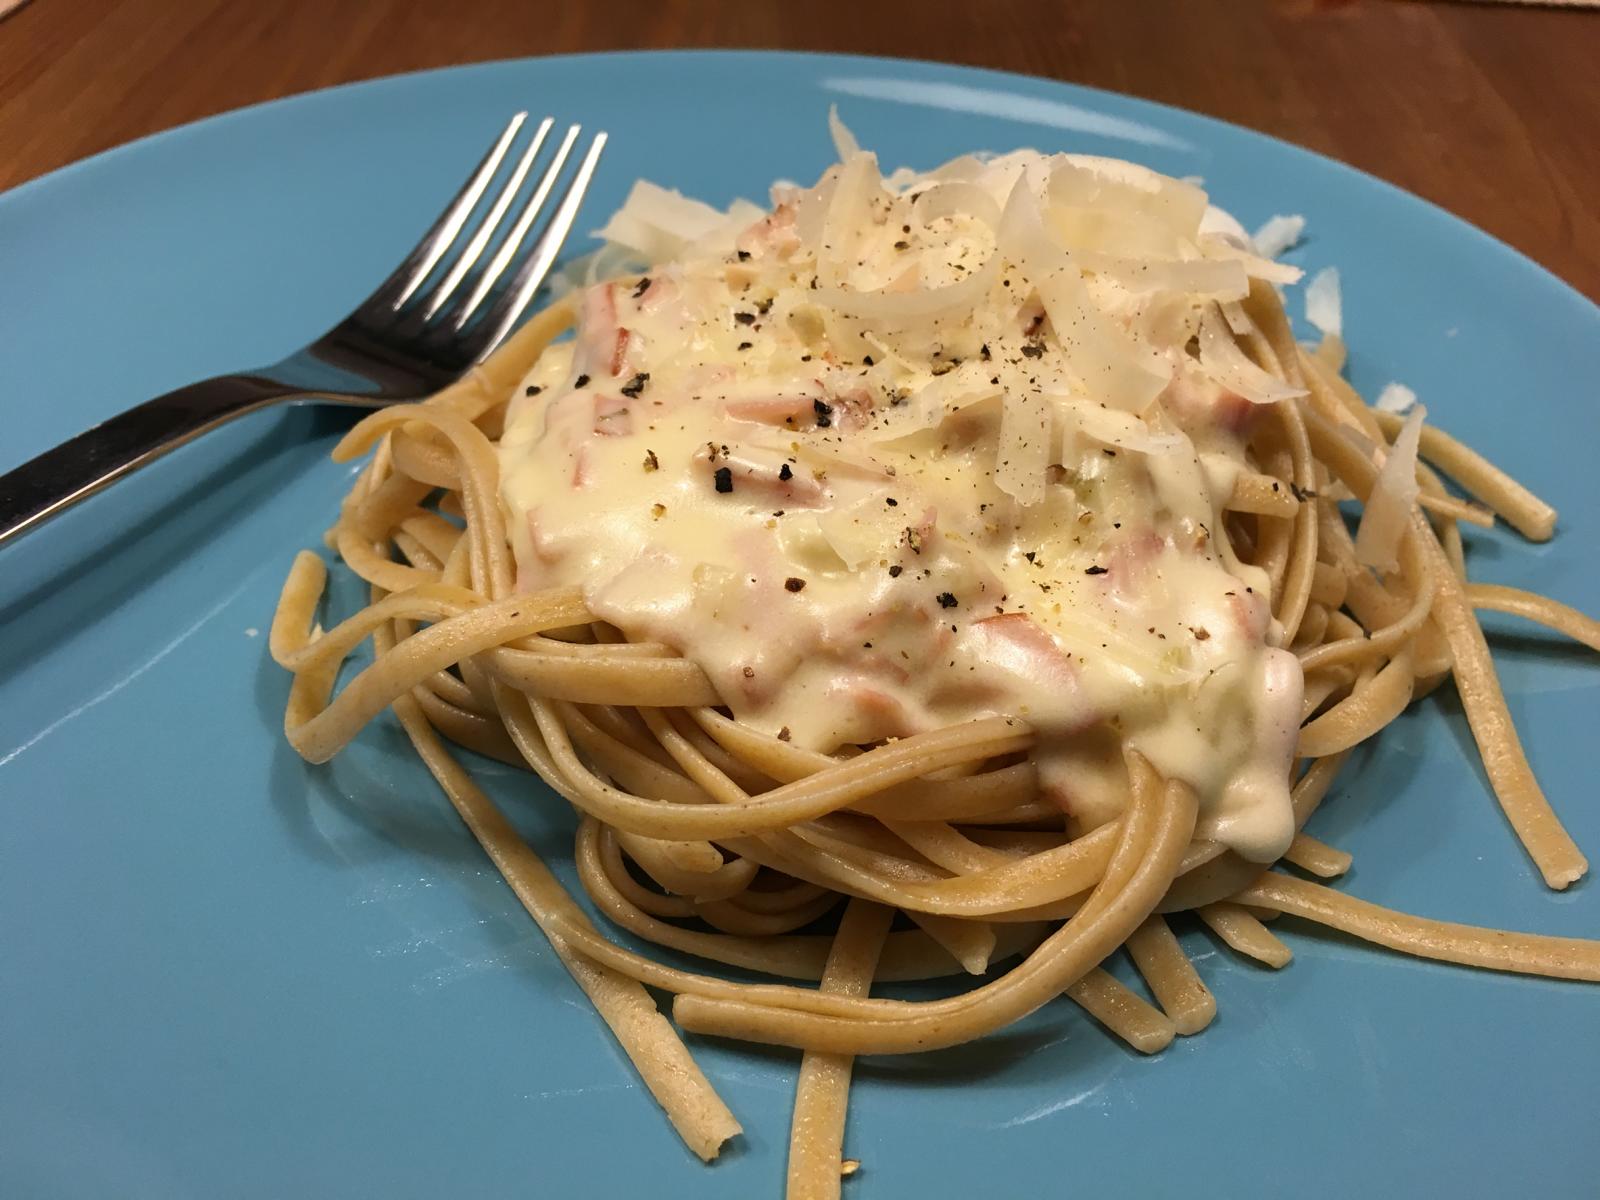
[{"x1": 1, "y1": 0, "x2": 1595, "y2": 300}]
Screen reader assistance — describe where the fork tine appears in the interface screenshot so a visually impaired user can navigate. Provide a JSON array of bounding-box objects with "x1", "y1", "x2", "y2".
[
  {"x1": 418, "y1": 117, "x2": 554, "y2": 321},
  {"x1": 468, "y1": 131, "x2": 608, "y2": 359},
  {"x1": 448, "y1": 124, "x2": 582, "y2": 332},
  {"x1": 374, "y1": 112, "x2": 527, "y2": 312}
]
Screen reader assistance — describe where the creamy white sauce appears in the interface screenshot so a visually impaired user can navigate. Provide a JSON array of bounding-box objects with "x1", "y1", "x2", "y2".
[{"x1": 500, "y1": 147, "x2": 1303, "y2": 862}]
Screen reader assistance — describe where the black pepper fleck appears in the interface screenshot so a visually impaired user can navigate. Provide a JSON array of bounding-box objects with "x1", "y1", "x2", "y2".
[
  {"x1": 1084, "y1": 565, "x2": 1108, "y2": 575},
  {"x1": 524, "y1": 385, "x2": 542, "y2": 397},
  {"x1": 620, "y1": 373, "x2": 649, "y2": 399},
  {"x1": 573, "y1": 374, "x2": 591, "y2": 389},
  {"x1": 937, "y1": 592, "x2": 958, "y2": 609},
  {"x1": 785, "y1": 577, "x2": 806, "y2": 593},
  {"x1": 714, "y1": 467, "x2": 733, "y2": 493},
  {"x1": 632, "y1": 277, "x2": 651, "y2": 298}
]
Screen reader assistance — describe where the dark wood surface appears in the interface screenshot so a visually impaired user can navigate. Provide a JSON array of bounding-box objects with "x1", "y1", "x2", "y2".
[{"x1": 2, "y1": 0, "x2": 1597, "y2": 301}]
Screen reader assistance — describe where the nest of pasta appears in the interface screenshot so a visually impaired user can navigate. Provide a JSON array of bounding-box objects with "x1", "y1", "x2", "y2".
[{"x1": 270, "y1": 152, "x2": 1599, "y2": 1190}]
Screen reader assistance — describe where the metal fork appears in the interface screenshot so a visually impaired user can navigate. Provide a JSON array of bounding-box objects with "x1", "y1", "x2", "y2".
[{"x1": 0, "y1": 113, "x2": 606, "y2": 547}]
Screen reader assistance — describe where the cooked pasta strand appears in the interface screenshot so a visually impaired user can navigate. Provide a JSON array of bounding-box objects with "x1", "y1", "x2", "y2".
[
  {"x1": 1466, "y1": 584, "x2": 1600, "y2": 653},
  {"x1": 1283, "y1": 832, "x2": 1353, "y2": 879},
  {"x1": 1124, "y1": 915, "x2": 1216, "y2": 1035},
  {"x1": 1238, "y1": 873, "x2": 1600, "y2": 981},
  {"x1": 1067, "y1": 966, "x2": 1178, "y2": 1053},
  {"x1": 786, "y1": 900, "x2": 892, "y2": 1200},
  {"x1": 1198, "y1": 902, "x2": 1293, "y2": 968}
]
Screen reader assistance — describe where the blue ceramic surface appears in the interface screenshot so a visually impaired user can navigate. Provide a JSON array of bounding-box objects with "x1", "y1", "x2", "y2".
[{"x1": 2, "y1": 52, "x2": 1596, "y2": 1199}]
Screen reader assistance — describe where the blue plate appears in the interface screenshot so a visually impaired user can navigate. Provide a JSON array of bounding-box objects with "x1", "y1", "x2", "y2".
[{"x1": 2, "y1": 52, "x2": 1596, "y2": 1199}]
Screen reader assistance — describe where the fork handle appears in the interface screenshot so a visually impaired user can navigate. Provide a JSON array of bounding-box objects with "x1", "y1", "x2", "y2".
[{"x1": 0, "y1": 373, "x2": 296, "y2": 548}]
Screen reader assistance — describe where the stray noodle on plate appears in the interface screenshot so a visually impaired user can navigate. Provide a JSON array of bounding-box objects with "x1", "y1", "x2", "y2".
[{"x1": 272, "y1": 112, "x2": 1600, "y2": 1196}]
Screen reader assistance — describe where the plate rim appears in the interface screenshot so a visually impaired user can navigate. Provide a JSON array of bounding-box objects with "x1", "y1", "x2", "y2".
[
  {"x1": 2, "y1": 47, "x2": 1597, "y2": 1199},
  {"x1": 3, "y1": 47, "x2": 1596, "y2": 323}
]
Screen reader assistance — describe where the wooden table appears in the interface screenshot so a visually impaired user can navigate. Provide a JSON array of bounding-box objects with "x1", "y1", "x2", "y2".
[{"x1": 2, "y1": 0, "x2": 1596, "y2": 301}]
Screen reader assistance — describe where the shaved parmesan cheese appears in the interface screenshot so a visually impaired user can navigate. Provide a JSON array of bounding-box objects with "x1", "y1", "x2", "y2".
[
  {"x1": 1305, "y1": 267, "x2": 1342, "y2": 339},
  {"x1": 1060, "y1": 401, "x2": 1188, "y2": 456},
  {"x1": 1200, "y1": 237, "x2": 1305, "y2": 285},
  {"x1": 863, "y1": 361, "x2": 1002, "y2": 442},
  {"x1": 1198, "y1": 205, "x2": 1250, "y2": 246},
  {"x1": 1196, "y1": 307, "x2": 1308, "y2": 405},
  {"x1": 882, "y1": 165, "x2": 921, "y2": 191},
  {"x1": 997, "y1": 389, "x2": 1051, "y2": 506},
  {"x1": 1077, "y1": 251, "x2": 1249, "y2": 300},
  {"x1": 815, "y1": 151, "x2": 886, "y2": 283},
  {"x1": 816, "y1": 493, "x2": 903, "y2": 569},
  {"x1": 1375, "y1": 382, "x2": 1418, "y2": 415},
  {"x1": 1049, "y1": 159, "x2": 1208, "y2": 238},
  {"x1": 1252, "y1": 215, "x2": 1305, "y2": 261},
  {"x1": 817, "y1": 221, "x2": 999, "y2": 331},
  {"x1": 913, "y1": 179, "x2": 1003, "y2": 230},
  {"x1": 595, "y1": 181, "x2": 756, "y2": 263},
  {"x1": 925, "y1": 154, "x2": 989, "y2": 185},
  {"x1": 776, "y1": 514, "x2": 850, "y2": 574},
  {"x1": 998, "y1": 179, "x2": 1169, "y2": 410},
  {"x1": 1355, "y1": 404, "x2": 1427, "y2": 573},
  {"x1": 1050, "y1": 204, "x2": 1187, "y2": 260},
  {"x1": 827, "y1": 104, "x2": 861, "y2": 162},
  {"x1": 545, "y1": 240, "x2": 642, "y2": 299},
  {"x1": 1220, "y1": 300, "x2": 1255, "y2": 336}
]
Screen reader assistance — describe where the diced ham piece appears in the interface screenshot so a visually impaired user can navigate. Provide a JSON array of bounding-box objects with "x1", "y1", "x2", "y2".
[
  {"x1": 1213, "y1": 388, "x2": 1255, "y2": 434},
  {"x1": 574, "y1": 282, "x2": 620, "y2": 376},
  {"x1": 570, "y1": 444, "x2": 592, "y2": 489},
  {"x1": 518, "y1": 508, "x2": 567, "y2": 590},
  {"x1": 723, "y1": 390, "x2": 827, "y2": 428},
  {"x1": 1229, "y1": 587, "x2": 1271, "y2": 640},
  {"x1": 610, "y1": 327, "x2": 632, "y2": 377},
  {"x1": 829, "y1": 676, "x2": 913, "y2": 742},
  {"x1": 1103, "y1": 530, "x2": 1166, "y2": 593},
  {"x1": 821, "y1": 383, "x2": 876, "y2": 431},
  {"x1": 1161, "y1": 374, "x2": 1254, "y2": 436},
  {"x1": 737, "y1": 201, "x2": 800, "y2": 259},
  {"x1": 969, "y1": 613, "x2": 1078, "y2": 692}
]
